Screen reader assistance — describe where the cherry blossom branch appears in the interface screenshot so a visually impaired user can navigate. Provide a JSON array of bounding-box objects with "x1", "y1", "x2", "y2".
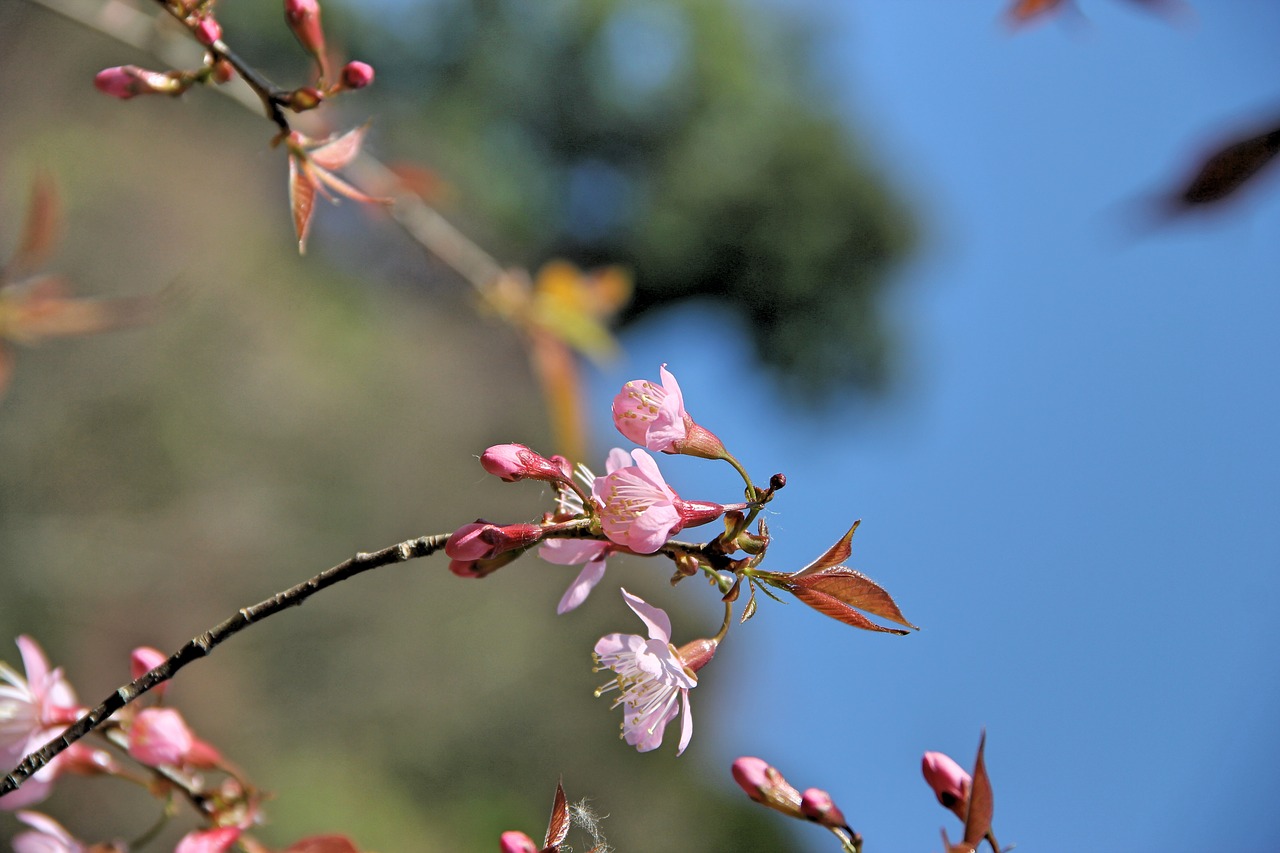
[{"x1": 0, "y1": 533, "x2": 448, "y2": 799}]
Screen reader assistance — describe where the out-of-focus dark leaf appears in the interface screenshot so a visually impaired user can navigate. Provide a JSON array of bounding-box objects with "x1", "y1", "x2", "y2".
[{"x1": 1173, "y1": 125, "x2": 1280, "y2": 207}]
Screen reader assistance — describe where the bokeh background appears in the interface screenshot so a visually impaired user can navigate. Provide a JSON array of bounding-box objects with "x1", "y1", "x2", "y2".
[{"x1": 2, "y1": 0, "x2": 1279, "y2": 850}]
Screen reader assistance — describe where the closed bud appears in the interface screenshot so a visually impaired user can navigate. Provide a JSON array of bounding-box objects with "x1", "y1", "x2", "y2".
[
  {"x1": 212, "y1": 59, "x2": 235, "y2": 84},
  {"x1": 284, "y1": 0, "x2": 327, "y2": 73},
  {"x1": 731, "y1": 756, "x2": 803, "y2": 820},
  {"x1": 288, "y1": 86, "x2": 324, "y2": 112},
  {"x1": 193, "y1": 15, "x2": 222, "y2": 46},
  {"x1": 130, "y1": 645, "x2": 168, "y2": 698},
  {"x1": 94, "y1": 66, "x2": 184, "y2": 99},
  {"x1": 481, "y1": 443, "x2": 569, "y2": 484},
  {"x1": 801, "y1": 787, "x2": 851, "y2": 831},
  {"x1": 922, "y1": 751, "x2": 972, "y2": 821},
  {"x1": 340, "y1": 60, "x2": 375, "y2": 90},
  {"x1": 499, "y1": 831, "x2": 538, "y2": 853}
]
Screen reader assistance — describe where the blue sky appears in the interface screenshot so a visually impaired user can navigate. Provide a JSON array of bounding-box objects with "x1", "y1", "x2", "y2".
[{"x1": 589, "y1": 3, "x2": 1280, "y2": 851}]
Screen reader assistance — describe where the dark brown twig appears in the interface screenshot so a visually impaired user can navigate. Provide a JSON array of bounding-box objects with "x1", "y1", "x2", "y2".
[{"x1": 0, "y1": 533, "x2": 449, "y2": 798}]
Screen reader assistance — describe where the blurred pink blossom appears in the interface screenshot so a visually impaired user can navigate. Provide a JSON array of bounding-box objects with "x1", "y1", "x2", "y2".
[
  {"x1": 175, "y1": 826, "x2": 241, "y2": 853},
  {"x1": 12, "y1": 811, "x2": 85, "y2": 853},
  {"x1": 498, "y1": 831, "x2": 538, "y2": 853},
  {"x1": 593, "y1": 589, "x2": 698, "y2": 754},
  {"x1": 0, "y1": 636, "x2": 80, "y2": 809},
  {"x1": 128, "y1": 707, "x2": 194, "y2": 767},
  {"x1": 130, "y1": 645, "x2": 168, "y2": 698}
]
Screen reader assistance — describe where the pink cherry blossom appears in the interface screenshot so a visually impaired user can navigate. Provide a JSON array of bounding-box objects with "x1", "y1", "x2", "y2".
[
  {"x1": 922, "y1": 750, "x2": 972, "y2": 820},
  {"x1": 128, "y1": 707, "x2": 195, "y2": 767},
  {"x1": 0, "y1": 636, "x2": 81, "y2": 809},
  {"x1": 613, "y1": 364, "x2": 688, "y2": 451},
  {"x1": 540, "y1": 538, "x2": 612, "y2": 614},
  {"x1": 498, "y1": 831, "x2": 538, "y2": 853},
  {"x1": 593, "y1": 589, "x2": 697, "y2": 755},
  {"x1": 12, "y1": 811, "x2": 85, "y2": 853},
  {"x1": 592, "y1": 448, "x2": 726, "y2": 554},
  {"x1": 612, "y1": 364, "x2": 727, "y2": 459}
]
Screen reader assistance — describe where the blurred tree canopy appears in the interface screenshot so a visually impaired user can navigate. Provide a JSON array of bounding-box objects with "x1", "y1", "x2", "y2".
[{"x1": 226, "y1": 0, "x2": 916, "y2": 395}]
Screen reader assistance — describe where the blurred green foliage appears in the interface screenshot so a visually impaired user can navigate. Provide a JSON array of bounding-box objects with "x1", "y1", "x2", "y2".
[
  {"x1": 224, "y1": 0, "x2": 915, "y2": 394},
  {"x1": 0, "y1": 0, "x2": 909, "y2": 849}
]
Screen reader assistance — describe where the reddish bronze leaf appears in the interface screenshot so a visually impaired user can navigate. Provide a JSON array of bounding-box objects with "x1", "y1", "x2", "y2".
[
  {"x1": 963, "y1": 732, "x2": 994, "y2": 849},
  {"x1": 1175, "y1": 125, "x2": 1280, "y2": 207},
  {"x1": 1007, "y1": 0, "x2": 1068, "y2": 24},
  {"x1": 543, "y1": 780, "x2": 569, "y2": 851},
  {"x1": 792, "y1": 568, "x2": 917, "y2": 630},
  {"x1": 789, "y1": 584, "x2": 910, "y2": 635},
  {"x1": 793, "y1": 520, "x2": 860, "y2": 577},
  {"x1": 8, "y1": 173, "x2": 60, "y2": 280},
  {"x1": 288, "y1": 153, "x2": 317, "y2": 254},
  {"x1": 308, "y1": 125, "x2": 367, "y2": 172}
]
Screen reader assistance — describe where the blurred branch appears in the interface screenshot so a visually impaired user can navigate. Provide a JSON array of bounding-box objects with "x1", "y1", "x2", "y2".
[
  {"x1": 0, "y1": 533, "x2": 449, "y2": 799},
  {"x1": 22, "y1": 0, "x2": 507, "y2": 292}
]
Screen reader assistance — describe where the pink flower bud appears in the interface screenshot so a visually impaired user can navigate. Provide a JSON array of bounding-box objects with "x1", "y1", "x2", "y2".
[
  {"x1": 499, "y1": 831, "x2": 538, "y2": 853},
  {"x1": 128, "y1": 707, "x2": 194, "y2": 767},
  {"x1": 212, "y1": 58, "x2": 235, "y2": 84},
  {"x1": 480, "y1": 443, "x2": 570, "y2": 483},
  {"x1": 801, "y1": 787, "x2": 850, "y2": 831},
  {"x1": 94, "y1": 66, "x2": 183, "y2": 99},
  {"x1": 922, "y1": 751, "x2": 972, "y2": 820},
  {"x1": 340, "y1": 61, "x2": 375, "y2": 90},
  {"x1": 131, "y1": 645, "x2": 168, "y2": 697},
  {"x1": 446, "y1": 522, "x2": 544, "y2": 561},
  {"x1": 731, "y1": 756, "x2": 803, "y2": 819},
  {"x1": 284, "y1": 0, "x2": 327, "y2": 70},
  {"x1": 193, "y1": 15, "x2": 222, "y2": 46}
]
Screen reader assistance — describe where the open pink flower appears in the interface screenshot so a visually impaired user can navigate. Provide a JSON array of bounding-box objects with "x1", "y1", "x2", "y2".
[
  {"x1": 540, "y1": 538, "x2": 612, "y2": 614},
  {"x1": 0, "y1": 636, "x2": 81, "y2": 809},
  {"x1": 592, "y1": 448, "x2": 725, "y2": 554},
  {"x1": 12, "y1": 811, "x2": 85, "y2": 853},
  {"x1": 612, "y1": 364, "x2": 726, "y2": 459},
  {"x1": 922, "y1": 750, "x2": 972, "y2": 821},
  {"x1": 593, "y1": 589, "x2": 701, "y2": 755}
]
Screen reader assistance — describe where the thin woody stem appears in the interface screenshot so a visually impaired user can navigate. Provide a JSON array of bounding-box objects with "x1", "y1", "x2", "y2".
[{"x1": 0, "y1": 533, "x2": 449, "y2": 799}]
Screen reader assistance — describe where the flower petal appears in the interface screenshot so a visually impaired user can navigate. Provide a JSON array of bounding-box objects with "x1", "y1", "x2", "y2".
[
  {"x1": 556, "y1": 558, "x2": 607, "y2": 615},
  {"x1": 621, "y1": 588, "x2": 671, "y2": 642}
]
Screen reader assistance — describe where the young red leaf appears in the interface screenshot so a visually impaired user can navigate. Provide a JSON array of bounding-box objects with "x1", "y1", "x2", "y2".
[
  {"x1": 963, "y1": 732, "x2": 994, "y2": 850},
  {"x1": 790, "y1": 568, "x2": 917, "y2": 630},
  {"x1": 793, "y1": 520, "x2": 860, "y2": 577},
  {"x1": 543, "y1": 780, "x2": 570, "y2": 851},
  {"x1": 289, "y1": 153, "x2": 318, "y2": 253},
  {"x1": 308, "y1": 125, "x2": 368, "y2": 172},
  {"x1": 8, "y1": 173, "x2": 60, "y2": 280},
  {"x1": 788, "y1": 583, "x2": 911, "y2": 635},
  {"x1": 1174, "y1": 125, "x2": 1280, "y2": 207},
  {"x1": 1007, "y1": 0, "x2": 1068, "y2": 23}
]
